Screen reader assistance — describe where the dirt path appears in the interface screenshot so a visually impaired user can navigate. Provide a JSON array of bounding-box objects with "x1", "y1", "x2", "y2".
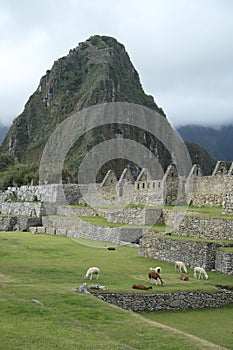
[
  {"x1": 107, "y1": 301, "x2": 229, "y2": 349},
  {"x1": 133, "y1": 312, "x2": 229, "y2": 350}
]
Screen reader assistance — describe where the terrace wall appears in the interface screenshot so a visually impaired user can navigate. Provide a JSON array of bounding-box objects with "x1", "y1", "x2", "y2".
[
  {"x1": 139, "y1": 235, "x2": 221, "y2": 270},
  {"x1": 92, "y1": 291, "x2": 233, "y2": 311},
  {"x1": 215, "y1": 250, "x2": 233, "y2": 275},
  {"x1": 173, "y1": 216, "x2": 233, "y2": 240},
  {"x1": 41, "y1": 217, "x2": 143, "y2": 244}
]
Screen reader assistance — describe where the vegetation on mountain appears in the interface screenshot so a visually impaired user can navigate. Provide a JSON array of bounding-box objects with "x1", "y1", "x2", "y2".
[
  {"x1": 0, "y1": 35, "x2": 218, "y2": 188},
  {"x1": 184, "y1": 142, "x2": 216, "y2": 175},
  {"x1": 1, "y1": 35, "x2": 164, "y2": 161},
  {"x1": 0, "y1": 155, "x2": 38, "y2": 189},
  {"x1": 178, "y1": 124, "x2": 233, "y2": 162}
]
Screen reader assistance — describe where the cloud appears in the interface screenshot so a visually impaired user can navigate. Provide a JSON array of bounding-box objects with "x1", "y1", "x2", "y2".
[{"x1": 0, "y1": 0, "x2": 233, "y2": 127}]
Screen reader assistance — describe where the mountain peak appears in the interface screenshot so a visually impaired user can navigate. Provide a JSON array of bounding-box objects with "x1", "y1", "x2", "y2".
[{"x1": 1, "y1": 35, "x2": 164, "y2": 162}]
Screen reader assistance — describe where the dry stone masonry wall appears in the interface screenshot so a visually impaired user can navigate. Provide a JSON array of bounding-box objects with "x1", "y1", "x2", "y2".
[
  {"x1": 173, "y1": 216, "x2": 233, "y2": 241},
  {"x1": 93, "y1": 291, "x2": 233, "y2": 311},
  {"x1": 139, "y1": 234, "x2": 221, "y2": 270},
  {"x1": 0, "y1": 162, "x2": 233, "y2": 275}
]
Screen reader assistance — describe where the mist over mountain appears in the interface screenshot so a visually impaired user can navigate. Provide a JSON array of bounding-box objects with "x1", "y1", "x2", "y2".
[
  {"x1": 177, "y1": 124, "x2": 233, "y2": 162},
  {"x1": 0, "y1": 124, "x2": 8, "y2": 145}
]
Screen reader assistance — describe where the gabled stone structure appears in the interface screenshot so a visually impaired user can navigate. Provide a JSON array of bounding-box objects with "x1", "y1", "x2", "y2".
[
  {"x1": 212, "y1": 161, "x2": 228, "y2": 175},
  {"x1": 228, "y1": 162, "x2": 233, "y2": 175},
  {"x1": 188, "y1": 164, "x2": 203, "y2": 177},
  {"x1": 136, "y1": 168, "x2": 152, "y2": 182},
  {"x1": 101, "y1": 170, "x2": 118, "y2": 186},
  {"x1": 117, "y1": 167, "x2": 134, "y2": 197},
  {"x1": 99, "y1": 170, "x2": 118, "y2": 200}
]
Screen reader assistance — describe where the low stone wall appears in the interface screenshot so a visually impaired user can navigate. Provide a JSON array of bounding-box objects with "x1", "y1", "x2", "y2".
[
  {"x1": 0, "y1": 202, "x2": 45, "y2": 218},
  {"x1": 131, "y1": 181, "x2": 164, "y2": 206},
  {"x1": 0, "y1": 216, "x2": 17, "y2": 231},
  {"x1": 107, "y1": 207, "x2": 145, "y2": 225},
  {"x1": 4, "y1": 185, "x2": 60, "y2": 202},
  {"x1": 173, "y1": 215, "x2": 233, "y2": 240},
  {"x1": 0, "y1": 215, "x2": 41, "y2": 231},
  {"x1": 56, "y1": 206, "x2": 98, "y2": 217},
  {"x1": 139, "y1": 234, "x2": 221, "y2": 270},
  {"x1": 107, "y1": 208, "x2": 162, "y2": 226},
  {"x1": 3, "y1": 184, "x2": 88, "y2": 205},
  {"x1": 162, "y1": 209, "x2": 187, "y2": 228},
  {"x1": 215, "y1": 249, "x2": 233, "y2": 275},
  {"x1": 186, "y1": 176, "x2": 224, "y2": 207},
  {"x1": 222, "y1": 176, "x2": 233, "y2": 214},
  {"x1": 93, "y1": 291, "x2": 233, "y2": 311},
  {"x1": 42, "y1": 217, "x2": 143, "y2": 244}
]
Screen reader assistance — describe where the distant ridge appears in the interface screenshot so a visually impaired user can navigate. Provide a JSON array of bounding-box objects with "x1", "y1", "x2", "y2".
[
  {"x1": 0, "y1": 124, "x2": 8, "y2": 145},
  {"x1": 178, "y1": 124, "x2": 233, "y2": 162}
]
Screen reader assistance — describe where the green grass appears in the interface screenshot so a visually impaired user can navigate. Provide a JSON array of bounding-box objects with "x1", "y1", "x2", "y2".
[
  {"x1": 167, "y1": 205, "x2": 233, "y2": 219},
  {"x1": 140, "y1": 306, "x2": 233, "y2": 350},
  {"x1": 0, "y1": 231, "x2": 233, "y2": 350},
  {"x1": 166, "y1": 205, "x2": 223, "y2": 213},
  {"x1": 219, "y1": 246, "x2": 233, "y2": 252},
  {"x1": 78, "y1": 215, "x2": 168, "y2": 231},
  {"x1": 57, "y1": 203, "x2": 233, "y2": 220},
  {"x1": 152, "y1": 233, "x2": 233, "y2": 246}
]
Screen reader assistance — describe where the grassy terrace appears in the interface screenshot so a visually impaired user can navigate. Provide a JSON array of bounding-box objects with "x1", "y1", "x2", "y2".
[
  {"x1": 79, "y1": 215, "x2": 168, "y2": 231},
  {"x1": 147, "y1": 233, "x2": 233, "y2": 246},
  {"x1": 47, "y1": 204, "x2": 233, "y2": 238},
  {"x1": 0, "y1": 231, "x2": 232, "y2": 350},
  {"x1": 68, "y1": 203, "x2": 233, "y2": 218}
]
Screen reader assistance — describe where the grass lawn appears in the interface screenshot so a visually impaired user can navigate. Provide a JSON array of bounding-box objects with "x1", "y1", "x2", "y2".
[
  {"x1": 0, "y1": 231, "x2": 232, "y2": 350},
  {"x1": 79, "y1": 215, "x2": 168, "y2": 231},
  {"x1": 140, "y1": 305, "x2": 233, "y2": 350}
]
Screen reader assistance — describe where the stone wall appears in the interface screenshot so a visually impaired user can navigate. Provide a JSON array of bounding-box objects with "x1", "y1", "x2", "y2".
[
  {"x1": 131, "y1": 181, "x2": 164, "y2": 206},
  {"x1": 107, "y1": 208, "x2": 162, "y2": 226},
  {"x1": 0, "y1": 216, "x2": 17, "y2": 231},
  {"x1": 222, "y1": 176, "x2": 233, "y2": 214},
  {"x1": 139, "y1": 234, "x2": 221, "y2": 270},
  {"x1": 215, "y1": 249, "x2": 233, "y2": 275},
  {"x1": 3, "y1": 184, "x2": 87, "y2": 205},
  {"x1": 0, "y1": 202, "x2": 46, "y2": 218},
  {"x1": 42, "y1": 217, "x2": 143, "y2": 244},
  {"x1": 56, "y1": 205, "x2": 98, "y2": 217},
  {"x1": 2, "y1": 171, "x2": 233, "y2": 213},
  {"x1": 92, "y1": 291, "x2": 233, "y2": 311},
  {"x1": 0, "y1": 215, "x2": 41, "y2": 231},
  {"x1": 186, "y1": 176, "x2": 224, "y2": 207},
  {"x1": 173, "y1": 216, "x2": 233, "y2": 240}
]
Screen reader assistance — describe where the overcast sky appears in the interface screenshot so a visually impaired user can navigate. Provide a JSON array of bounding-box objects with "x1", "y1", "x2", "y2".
[{"x1": 0, "y1": 0, "x2": 233, "y2": 128}]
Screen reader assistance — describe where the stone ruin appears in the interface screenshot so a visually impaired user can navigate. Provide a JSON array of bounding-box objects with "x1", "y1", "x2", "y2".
[{"x1": 0, "y1": 160, "x2": 233, "y2": 275}]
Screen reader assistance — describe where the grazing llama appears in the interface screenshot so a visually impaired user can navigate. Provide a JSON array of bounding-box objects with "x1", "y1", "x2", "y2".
[
  {"x1": 150, "y1": 266, "x2": 162, "y2": 274},
  {"x1": 84, "y1": 267, "x2": 100, "y2": 280},
  {"x1": 148, "y1": 272, "x2": 164, "y2": 286},
  {"x1": 194, "y1": 267, "x2": 208, "y2": 279},
  {"x1": 175, "y1": 261, "x2": 187, "y2": 273}
]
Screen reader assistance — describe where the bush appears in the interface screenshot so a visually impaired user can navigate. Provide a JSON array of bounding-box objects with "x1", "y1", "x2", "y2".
[{"x1": 0, "y1": 162, "x2": 39, "y2": 190}]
